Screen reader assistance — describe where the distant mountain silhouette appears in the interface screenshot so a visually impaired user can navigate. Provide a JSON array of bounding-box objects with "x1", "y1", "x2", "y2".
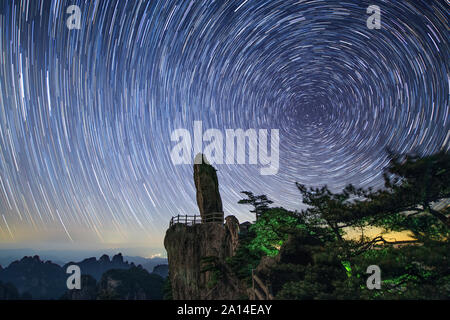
[
  {"x1": 152, "y1": 264, "x2": 169, "y2": 278},
  {"x1": 0, "y1": 256, "x2": 66, "y2": 299},
  {"x1": 97, "y1": 266, "x2": 165, "y2": 300},
  {"x1": 0, "y1": 249, "x2": 167, "y2": 268},
  {"x1": 0, "y1": 253, "x2": 167, "y2": 299},
  {"x1": 63, "y1": 253, "x2": 134, "y2": 281},
  {"x1": 61, "y1": 266, "x2": 165, "y2": 300},
  {"x1": 124, "y1": 256, "x2": 168, "y2": 273}
]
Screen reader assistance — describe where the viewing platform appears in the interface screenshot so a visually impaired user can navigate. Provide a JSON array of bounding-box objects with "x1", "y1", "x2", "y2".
[{"x1": 169, "y1": 212, "x2": 224, "y2": 227}]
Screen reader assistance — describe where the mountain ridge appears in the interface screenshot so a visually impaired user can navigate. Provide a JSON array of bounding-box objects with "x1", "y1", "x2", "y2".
[{"x1": 0, "y1": 253, "x2": 168, "y2": 299}]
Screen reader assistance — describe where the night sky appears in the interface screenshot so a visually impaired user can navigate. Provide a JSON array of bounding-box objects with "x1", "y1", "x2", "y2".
[{"x1": 0, "y1": 0, "x2": 448, "y2": 255}]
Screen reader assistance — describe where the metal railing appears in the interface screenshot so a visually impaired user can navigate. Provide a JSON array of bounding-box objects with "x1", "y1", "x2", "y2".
[{"x1": 169, "y1": 213, "x2": 224, "y2": 227}]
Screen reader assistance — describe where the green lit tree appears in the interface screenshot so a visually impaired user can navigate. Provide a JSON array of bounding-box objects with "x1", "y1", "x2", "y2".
[{"x1": 247, "y1": 207, "x2": 303, "y2": 256}]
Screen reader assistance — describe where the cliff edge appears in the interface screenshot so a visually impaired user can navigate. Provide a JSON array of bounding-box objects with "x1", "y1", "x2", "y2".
[{"x1": 164, "y1": 216, "x2": 244, "y2": 299}]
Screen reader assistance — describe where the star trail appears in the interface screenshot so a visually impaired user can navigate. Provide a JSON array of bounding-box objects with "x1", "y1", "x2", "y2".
[{"x1": 0, "y1": 0, "x2": 448, "y2": 252}]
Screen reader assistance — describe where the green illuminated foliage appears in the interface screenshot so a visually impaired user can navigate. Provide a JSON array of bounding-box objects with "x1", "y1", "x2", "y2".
[{"x1": 247, "y1": 207, "x2": 303, "y2": 257}]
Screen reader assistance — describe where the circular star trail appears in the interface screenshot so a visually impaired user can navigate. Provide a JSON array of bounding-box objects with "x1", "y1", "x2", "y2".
[{"x1": 0, "y1": 0, "x2": 448, "y2": 250}]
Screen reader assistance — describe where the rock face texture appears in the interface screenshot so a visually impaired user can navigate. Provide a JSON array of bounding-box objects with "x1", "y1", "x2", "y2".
[
  {"x1": 225, "y1": 215, "x2": 240, "y2": 255},
  {"x1": 164, "y1": 216, "x2": 244, "y2": 299},
  {"x1": 193, "y1": 153, "x2": 223, "y2": 222}
]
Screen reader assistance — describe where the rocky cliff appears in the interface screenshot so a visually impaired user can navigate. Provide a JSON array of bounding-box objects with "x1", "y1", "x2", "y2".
[
  {"x1": 165, "y1": 154, "x2": 246, "y2": 299},
  {"x1": 164, "y1": 215, "x2": 245, "y2": 299}
]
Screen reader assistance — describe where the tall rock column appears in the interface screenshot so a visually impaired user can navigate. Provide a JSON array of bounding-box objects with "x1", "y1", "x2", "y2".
[
  {"x1": 193, "y1": 153, "x2": 223, "y2": 223},
  {"x1": 164, "y1": 154, "x2": 245, "y2": 299}
]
